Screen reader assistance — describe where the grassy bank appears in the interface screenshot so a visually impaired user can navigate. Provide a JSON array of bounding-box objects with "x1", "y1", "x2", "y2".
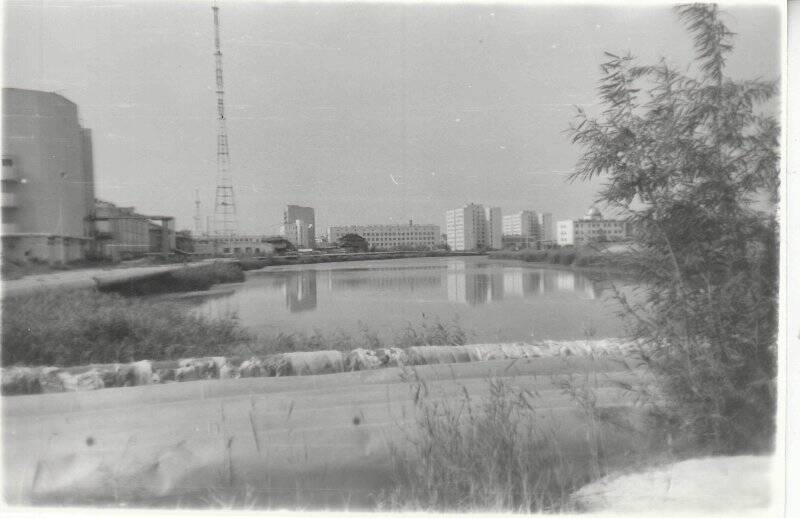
[
  {"x1": 1, "y1": 286, "x2": 471, "y2": 367},
  {"x1": 1, "y1": 257, "x2": 117, "y2": 281},
  {"x1": 488, "y1": 246, "x2": 630, "y2": 270},
  {"x1": 1, "y1": 287, "x2": 251, "y2": 366},
  {"x1": 226, "y1": 315, "x2": 471, "y2": 358},
  {"x1": 97, "y1": 261, "x2": 245, "y2": 296}
]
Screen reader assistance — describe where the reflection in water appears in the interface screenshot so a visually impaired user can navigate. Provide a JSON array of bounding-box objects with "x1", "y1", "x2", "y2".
[
  {"x1": 445, "y1": 261, "x2": 596, "y2": 305},
  {"x1": 194, "y1": 257, "x2": 622, "y2": 343},
  {"x1": 329, "y1": 270, "x2": 442, "y2": 291},
  {"x1": 229, "y1": 259, "x2": 599, "y2": 312},
  {"x1": 283, "y1": 270, "x2": 317, "y2": 312}
]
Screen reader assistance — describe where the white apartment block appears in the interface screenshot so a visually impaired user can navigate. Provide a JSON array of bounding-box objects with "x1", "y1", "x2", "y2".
[
  {"x1": 445, "y1": 203, "x2": 502, "y2": 251},
  {"x1": 327, "y1": 222, "x2": 441, "y2": 250},
  {"x1": 281, "y1": 205, "x2": 315, "y2": 248},
  {"x1": 502, "y1": 211, "x2": 540, "y2": 239},
  {"x1": 282, "y1": 220, "x2": 311, "y2": 249},
  {"x1": 557, "y1": 206, "x2": 630, "y2": 246},
  {"x1": 556, "y1": 220, "x2": 576, "y2": 246}
]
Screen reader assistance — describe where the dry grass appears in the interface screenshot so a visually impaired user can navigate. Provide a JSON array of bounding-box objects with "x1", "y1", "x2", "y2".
[
  {"x1": 1, "y1": 287, "x2": 251, "y2": 366},
  {"x1": 229, "y1": 315, "x2": 471, "y2": 357},
  {"x1": 378, "y1": 372, "x2": 662, "y2": 513}
]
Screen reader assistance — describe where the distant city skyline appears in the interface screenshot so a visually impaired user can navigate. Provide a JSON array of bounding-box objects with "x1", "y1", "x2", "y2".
[{"x1": 3, "y1": 1, "x2": 780, "y2": 234}]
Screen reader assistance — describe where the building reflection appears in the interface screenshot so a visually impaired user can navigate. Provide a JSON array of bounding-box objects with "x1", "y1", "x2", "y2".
[
  {"x1": 328, "y1": 267, "x2": 443, "y2": 291},
  {"x1": 283, "y1": 270, "x2": 317, "y2": 312},
  {"x1": 271, "y1": 262, "x2": 597, "y2": 311},
  {"x1": 446, "y1": 262, "x2": 596, "y2": 305}
]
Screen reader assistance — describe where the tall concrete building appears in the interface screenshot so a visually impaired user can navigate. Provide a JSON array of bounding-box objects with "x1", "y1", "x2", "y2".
[
  {"x1": 538, "y1": 212, "x2": 554, "y2": 243},
  {"x1": 485, "y1": 206, "x2": 502, "y2": 250},
  {"x1": 2, "y1": 88, "x2": 95, "y2": 263},
  {"x1": 445, "y1": 203, "x2": 502, "y2": 251},
  {"x1": 502, "y1": 211, "x2": 540, "y2": 239},
  {"x1": 281, "y1": 204, "x2": 315, "y2": 248}
]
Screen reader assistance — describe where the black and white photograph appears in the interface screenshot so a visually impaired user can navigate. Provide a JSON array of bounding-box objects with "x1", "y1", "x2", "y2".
[{"x1": 0, "y1": 0, "x2": 793, "y2": 515}]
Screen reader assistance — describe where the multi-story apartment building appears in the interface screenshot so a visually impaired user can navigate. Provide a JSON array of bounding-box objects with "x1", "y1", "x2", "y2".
[
  {"x1": 538, "y1": 212, "x2": 554, "y2": 243},
  {"x1": 485, "y1": 206, "x2": 502, "y2": 250},
  {"x1": 445, "y1": 203, "x2": 502, "y2": 251},
  {"x1": 281, "y1": 204, "x2": 315, "y2": 248},
  {"x1": 2, "y1": 88, "x2": 95, "y2": 263},
  {"x1": 502, "y1": 211, "x2": 540, "y2": 239},
  {"x1": 327, "y1": 222, "x2": 441, "y2": 250},
  {"x1": 556, "y1": 206, "x2": 631, "y2": 246}
]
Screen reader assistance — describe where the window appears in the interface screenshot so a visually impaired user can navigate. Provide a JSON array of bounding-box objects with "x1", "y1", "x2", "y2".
[{"x1": 2, "y1": 158, "x2": 12, "y2": 166}]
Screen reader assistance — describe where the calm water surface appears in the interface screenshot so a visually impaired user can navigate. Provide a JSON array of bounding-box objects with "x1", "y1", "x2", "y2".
[{"x1": 192, "y1": 256, "x2": 629, "y2": 343}]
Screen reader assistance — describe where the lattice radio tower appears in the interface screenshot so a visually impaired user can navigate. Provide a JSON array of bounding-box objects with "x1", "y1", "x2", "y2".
[{"x1": 212, "y1": 2, "x2": 237, "y2": 238}]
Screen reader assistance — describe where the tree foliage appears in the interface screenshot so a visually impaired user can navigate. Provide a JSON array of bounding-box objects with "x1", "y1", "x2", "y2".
[{"x1": 568, "y1": 3, "x2": 779, "y2": 453}]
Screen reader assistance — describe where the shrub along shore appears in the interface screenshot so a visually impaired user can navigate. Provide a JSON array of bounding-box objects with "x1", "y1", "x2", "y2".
[{"x1": 488, "y1": 245, "x2": 630, "y2": 270}]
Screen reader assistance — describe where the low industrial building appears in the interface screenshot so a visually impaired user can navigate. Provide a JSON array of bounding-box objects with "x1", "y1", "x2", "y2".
[
  {"x1": 556, "y1": 207, "x2": 631, "y2": 246},
  {"x1": 327, "y1": 221, "x2": 441, "y2": 250},
  {"x1": 195, "y1": 234, "x2": 278, "y2": 256},
  {"x1": 93, "y1": 199, "x2": 175, "y2": 261},
  {"x1": 2, "y1": 88, "x2": 95, "y2": 264}
]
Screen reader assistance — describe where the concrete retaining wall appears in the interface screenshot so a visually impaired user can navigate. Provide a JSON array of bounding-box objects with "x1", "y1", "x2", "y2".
[{"x1": 1, "y1": 340, "x2": 632, "y2": 396}]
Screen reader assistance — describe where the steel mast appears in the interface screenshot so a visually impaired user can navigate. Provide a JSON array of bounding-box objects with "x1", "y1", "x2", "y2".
[{"x1": 212, "y1": 1, "x2": 237, "y2": 241}]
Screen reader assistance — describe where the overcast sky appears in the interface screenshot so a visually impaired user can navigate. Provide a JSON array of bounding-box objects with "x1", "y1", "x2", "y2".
[{"x1": 3, "y1": 1, "x2": 780, "y2": 234}]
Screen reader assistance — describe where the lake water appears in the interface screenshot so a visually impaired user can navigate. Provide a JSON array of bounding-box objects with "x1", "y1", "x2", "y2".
[{"x1": 192, "y1": 256, "x2": 629, "y2": 343}]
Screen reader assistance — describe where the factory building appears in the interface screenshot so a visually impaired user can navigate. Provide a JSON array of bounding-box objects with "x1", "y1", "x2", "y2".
[
  {"x1": 327, "y1": 222, "x2": 441, "y2": 250},
  {"x1": 2, "y1": 88, "x2": 95, "y2": 263},
  {"x1": 93, "y1": 200, "x2": 151, "y2": 259},
  {"x1": 93, "y1": 199, "x2": 176, "y2": 261},
  {"x1": 556, "y1": 206, "x2": 631, "y2": 246},
  {"x1": 201, "y1": 235, "x2": 277, "y2": 256},
  {"x1": 281, "y1": 204, "x2": 315, "y2": 249},
  {"x1": 445, "y1": 203, "x2": 502, "y2": 251}
]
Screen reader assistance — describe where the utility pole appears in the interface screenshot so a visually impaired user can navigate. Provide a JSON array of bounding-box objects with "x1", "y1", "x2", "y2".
[
  {"x1": 212, "y1": 1, "x2": 237, "y2": 245},
  {"x1": 193, "y1": 188, "x2": 202, "y2": 236}
]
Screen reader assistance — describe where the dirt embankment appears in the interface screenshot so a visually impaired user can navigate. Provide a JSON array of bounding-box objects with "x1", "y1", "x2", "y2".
[{"x1": 3, "y1": 354, "x2": 647, "y2": 509}]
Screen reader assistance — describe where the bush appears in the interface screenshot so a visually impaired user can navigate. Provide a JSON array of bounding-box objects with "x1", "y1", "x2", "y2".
[
  {"x1": 1, "y1": 288, "x2": 251, "y2": 366},
  {"x1": 558, "y1": 250, "x2": 576, "y2": 266},
  {"x1": 569, "y1": 5, "x2": 779, "y2": 453}
]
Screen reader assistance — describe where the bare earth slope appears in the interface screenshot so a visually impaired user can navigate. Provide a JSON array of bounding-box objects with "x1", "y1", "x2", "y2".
[{"x1": 3, "y1": 355, "x2": 645, "y2": 509}]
